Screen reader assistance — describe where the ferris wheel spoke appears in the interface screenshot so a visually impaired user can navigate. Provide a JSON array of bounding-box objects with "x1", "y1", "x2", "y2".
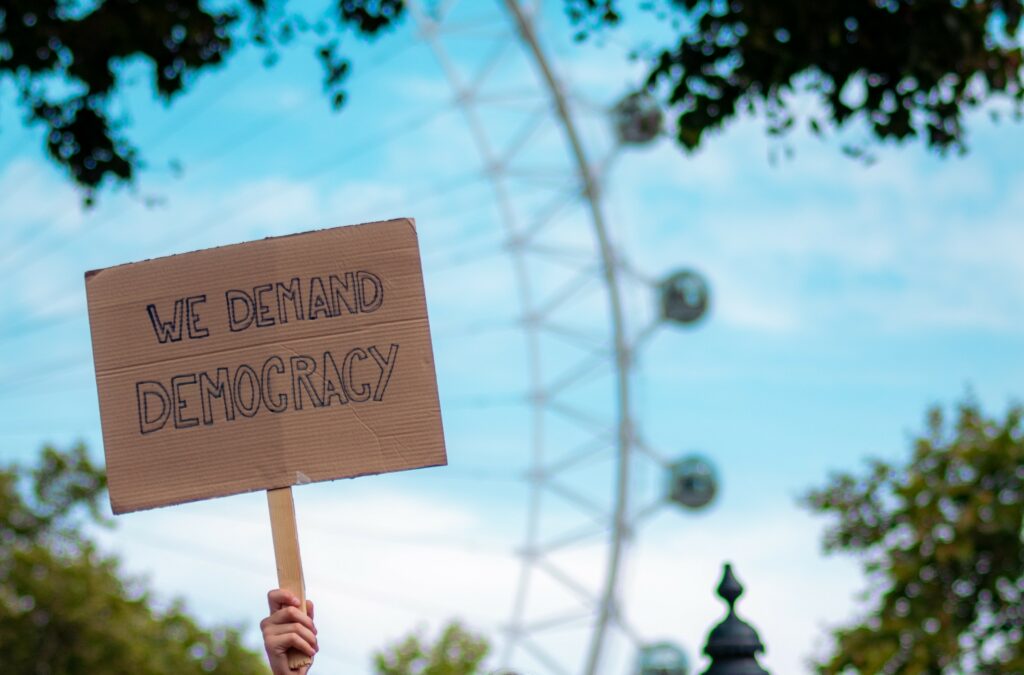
[
  {"x1": 473, "y1": 88, "x2": 548, "y2": 107},
  {"x1": 0, "y1": 355, "x2": 91, "y2": 392},
  {"x1": 628, "y1": 496, "x2": 667, "y2": 528},
  {"x1": 0, "y1": 383, "x2": 94, "y2": 403},
  {"x1": 431, "y1": 318, "x2": 517, "y2": 342},
  {"x1": 592, "y1": 145, "x2": 622, "y2": 191},
  {"x1": 543, "y1": 353, "x2": 608, "y2": 401},
  {"x1": 534, "y1": 320, "x2": 607, "y2": 354},
  {"x1": 0, "y1": 425, "x2": 95, "y2": 442},
  {"x1": 545, "y1": 400, "x2": 612, "y2": 437},
  {"x1": 617, "y1": 256, "x2": 658, "y2": 286},
  {"x1": 562, "y1": 92, "x2": 607, "y2": 117},
  {"x1": 634, "y1": 436, "x2": 670, "y2": 468},
  {"x1": 465, "y1": 34, "x2": 516, "y2": 93},
  {"x1": 443, "y1": 392, "x2": 525, "y2": 409},
  {"x1": 631, "y1": 317, "x2": 663, "y2": 352},
  {"x1": 533, "y1": 557, "x2": 598, "y2": 606},
  {"x1": 602, "y1": 601, "x2": 645, "y2": 646},
  {"x1": 541, "y1": 436, "x2": 612, "y2": 477},
  {"x1": 542, "y1": 478, "x2": 610, "y2": 525},
  {"x1": 516, "y1": 188, "x2": 579, "y2": 241},
  {"x1": 433, "y1": 18, "x2": 508, "y2": 38},
  {"x1": 0, "y1": 310, "x2": 81, "y2": 346},
  {"x1": 518, "y1": 636, "x2": 575, "y2": 675},
  {"x1": 388, "y1": 173, "x2": 491, "y2": 223},
  {"x1": 520, "y1": 609, "x2": 596, "y2": 634},
  {"x1": 530, "y1": 265, "x2": 598, "y2": 318},
  {"x1": 523, "y1": 242, "x2": 597, "y2": 268},
  {"x1": 534, "y1": 522, "x2": 607, "y2": 554},
  {"x1": 419, "y1": 0, "x2": 462, "y2": 25},
  {"x1": 424, "y1": 243, "x2": 506, "y2": 273},
  {"x1": 423, "y1": 229, "x2": 502, "y2": 263},
  {"x1": 496, "y1": 105, "x2": 551, "y2": 165},
  {"x1": 503, "y1": 165, "x2": 575, "y2": 182}
]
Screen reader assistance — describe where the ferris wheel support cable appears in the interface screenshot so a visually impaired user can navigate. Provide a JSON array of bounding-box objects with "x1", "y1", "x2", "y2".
[{"x1": 500, "y1": 3, "x2": 635, "y2": 674}]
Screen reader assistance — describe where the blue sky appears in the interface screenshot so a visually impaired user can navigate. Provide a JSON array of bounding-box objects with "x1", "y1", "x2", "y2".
[{"x1": 2, "y1": 1, "x2": 1024, "y2": 673}]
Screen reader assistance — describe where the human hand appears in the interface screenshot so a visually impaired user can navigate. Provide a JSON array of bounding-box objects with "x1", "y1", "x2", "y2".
[{"x1": 261, "y1": 589, "x2": 318, "y2": 674}]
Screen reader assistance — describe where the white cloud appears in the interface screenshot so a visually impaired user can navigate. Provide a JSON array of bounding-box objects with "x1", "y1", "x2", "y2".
[
  {"x1": 602, "y1": 121, "x2": 1024, "y2": 337},
  {"x1": 0, "y1": 156, "x2": 86, "y2": 235},
  {"x1": 91, "y1": 487, "x2": 862, "y2": 675}
]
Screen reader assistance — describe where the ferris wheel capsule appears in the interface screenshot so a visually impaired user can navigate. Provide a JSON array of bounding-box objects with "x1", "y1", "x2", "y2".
[
  {"x1": 637, "y1": 641, "x2": 691, "y2": 675},
  {"x1": 659, "y1": 269, "x2": 710, "y2": 325},
  {"x1": 613, "y1": 91, "x2": 664, "y2": 145},
  {"x1": 667, "y1": 455, "x2": 718, "y2": 510}
]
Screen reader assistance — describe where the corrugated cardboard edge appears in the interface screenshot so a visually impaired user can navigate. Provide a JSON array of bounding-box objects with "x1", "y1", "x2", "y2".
[
  {"x1": 84, "y1": 217, "x2": 416, "y2": 282},
  {"x1": 108, "y1": 460, "x2": 448, "y2": 515}
]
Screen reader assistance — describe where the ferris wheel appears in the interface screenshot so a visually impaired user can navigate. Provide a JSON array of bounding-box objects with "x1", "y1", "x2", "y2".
[{"x1": 406, "y1": 2, "x2": 717, "y2": 673}]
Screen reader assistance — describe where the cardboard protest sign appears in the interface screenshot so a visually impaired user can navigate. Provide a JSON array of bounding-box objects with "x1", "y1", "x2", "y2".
[{"x1": 85, "y1": 218, "x2": 446, "y2": 514}]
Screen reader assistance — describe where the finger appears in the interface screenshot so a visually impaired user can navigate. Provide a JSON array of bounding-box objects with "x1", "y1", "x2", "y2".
[
  {"x1": 265, "y1": 621, "x2": 318, "y2": 649},
  {"x1": 264, "y1": 622, "x2": 318, "y2": 651},
  {"x1": 267, "y1": 588, "x2": 300, "y2": 613},
  {"x1": 266, "y1": 632, "x2": 317, "y2": 658},
  {"x1": 268, "y1": 606, "x2": 316, "y2": 633},
  {"x1": 307, "y1": 599, "x2": 315, "y2": 621},
  {"x1": 270, "y1": 631, "x2": 317, "y2": 657}
]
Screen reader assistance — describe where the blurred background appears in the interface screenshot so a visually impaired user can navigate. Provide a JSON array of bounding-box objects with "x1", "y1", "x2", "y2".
[{"x1": 2, "y1": 1, "x2": 1023, "y2": 674}]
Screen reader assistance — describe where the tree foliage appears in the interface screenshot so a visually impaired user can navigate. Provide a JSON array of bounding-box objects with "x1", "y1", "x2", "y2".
[
  {"x1": 573, "y1": 1, "x2": 1024, "y2": 160},
  {"x1": 0, "y1": 0, "x2": 402, "y2": 199},
  {"x1": 373, "y1": 621, "x2": 491, "y2": 675},
  {"x1": 0, "y1": 443, "x2": 269, "y2": 674},
  {"x1": 804, "y1": 398, "x2": 1024, "y2": 674},
  {"x1": 3, "y1": 1, "x2": 1023, "y2": 198}
]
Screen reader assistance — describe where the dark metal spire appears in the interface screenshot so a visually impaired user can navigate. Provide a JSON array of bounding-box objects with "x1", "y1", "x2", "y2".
[{"x1": 701, "y1": 564, "x2": 769, "y2": 675}]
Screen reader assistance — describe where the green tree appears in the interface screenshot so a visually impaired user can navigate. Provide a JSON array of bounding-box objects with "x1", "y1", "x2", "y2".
[
  {"x1": 804, "y1": 398, "x2": 1024, "y2": 674},
  {"x1": 2, "y1": 1, "x2": 1022, "y2": 197},
  {"x1": 577, "y1": 0, "x2": 1024, "y2": 158},
  {"x1": 373, "y1": 621, "x2": 491, "y2": 675},
  {"x1": 0, "y1": 443, "x2": 269, "y2": 674}
]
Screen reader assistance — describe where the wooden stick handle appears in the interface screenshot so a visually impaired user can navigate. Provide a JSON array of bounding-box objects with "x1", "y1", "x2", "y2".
[{"x1": 267, "y1": 487, "x2": 312, "y2": 670}]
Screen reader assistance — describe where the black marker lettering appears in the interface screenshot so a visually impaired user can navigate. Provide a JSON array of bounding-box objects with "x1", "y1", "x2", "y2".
[
  {"x1": 171, "y1": 374, "x2": 200, "y2": 429},
  {"x1": 226, "y1": 290, "x2": 254, "y2": 332},
  {"x1": 136, "y1": 381, "x2": 171, "y2": 434},
  {"x1": 367, "y1": 343, "x2": 399, "y2": 401},
  {"x1": 199, "y1": 368, "x2": 234, "y2": 425},
  {"x1": 146, "y1": 299, "x2": 184, "y2": 343},
  {"x1": 321, "y1": 351, "x2": 348, "y2": 407},
  {"x1": 356, "y1": 271, "x2": 384, "y2": 313},
  {"x1": 186, "y1": 295, "x2": 210, "y2": 339},
  {"x1": 254, "y1": 284, "x2": 275, "y2": 327},
  {"x1": 308, "y1": 276, "x2": 331, "y2": 319},
  {"x1": 275, "y1": 278, "x2": 304, "y2": 324},
  {"x1": 233, "y1": 365, "x2": 261, "y2": 417},
  {"x1": 329, "y1": 272, "x2": 358, "y2": 315},
  {"x1": 342, "y1": 348, "x2": 371, "y2": 402},
  {"x1": 262, "y1": 356, "x2": 287, "y2": 413},
  {"x1": 290, "y1": 355, "x2": 323, "y2": 410}
]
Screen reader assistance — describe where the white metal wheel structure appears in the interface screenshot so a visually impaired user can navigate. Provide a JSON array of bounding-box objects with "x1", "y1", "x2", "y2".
[{"x1": 406, "y1": 2, "x2": 700, "y2": 674}]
